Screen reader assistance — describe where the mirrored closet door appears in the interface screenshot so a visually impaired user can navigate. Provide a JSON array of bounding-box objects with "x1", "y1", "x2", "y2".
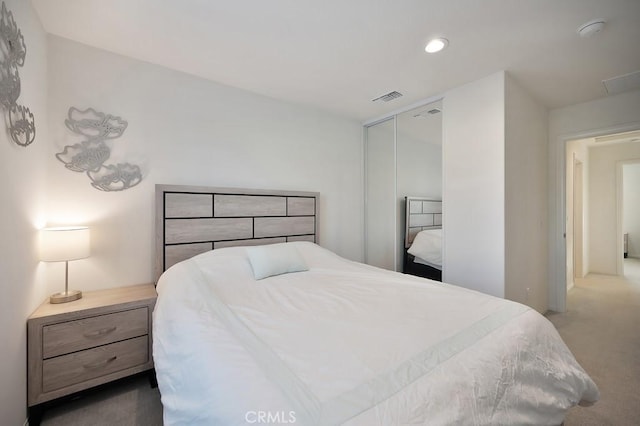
[
  {"x1": 364, "y1": 100, "x2": 443, "y2": 272},
  {"x1": 364, "y1": 117, "x2": 396, "y2": 270}
]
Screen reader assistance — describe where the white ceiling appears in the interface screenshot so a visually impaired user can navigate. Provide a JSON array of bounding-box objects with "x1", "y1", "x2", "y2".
[{"x1": 31, "y1": 0, "x2": 640, "y2": 121}]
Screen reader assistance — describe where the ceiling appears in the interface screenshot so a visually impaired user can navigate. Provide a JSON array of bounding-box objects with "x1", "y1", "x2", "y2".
[{"x1": 32, "y1": 0, "x2": 640, "y2": 121}]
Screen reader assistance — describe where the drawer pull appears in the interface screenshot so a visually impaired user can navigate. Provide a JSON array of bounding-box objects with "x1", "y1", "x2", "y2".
[
  {"x1": 83, "y1": 356, "x2": 117, "y2": 370},
  {"x1": 83, "y1": 326, "x2": 117, "y2": 338}
]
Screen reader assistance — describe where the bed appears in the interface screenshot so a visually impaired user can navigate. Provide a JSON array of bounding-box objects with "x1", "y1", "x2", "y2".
[
  {"x1": 403, "y1": 197, "x2": 442, "y2": 281},
  {"x1": 153, "y1": 185, "x2": 598, "y2": 425}
]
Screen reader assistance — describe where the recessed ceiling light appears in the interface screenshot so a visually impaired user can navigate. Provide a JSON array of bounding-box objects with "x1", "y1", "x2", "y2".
[{"x1": 425, "y1": 38, "x2": 448, "y2": 53}]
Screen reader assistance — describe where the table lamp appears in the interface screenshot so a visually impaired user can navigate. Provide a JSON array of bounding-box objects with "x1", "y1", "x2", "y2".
[{"x1": 40, "y1": 226, "x2": 90, "y2": 304}]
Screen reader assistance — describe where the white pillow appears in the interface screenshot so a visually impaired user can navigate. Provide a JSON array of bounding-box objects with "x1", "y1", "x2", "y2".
[
  {"x1": 407, "y1": 229, "x2": 442, "y2": 266},
  {"x1": 246, "y1": 243, "x2": 309, "y2": 280}
]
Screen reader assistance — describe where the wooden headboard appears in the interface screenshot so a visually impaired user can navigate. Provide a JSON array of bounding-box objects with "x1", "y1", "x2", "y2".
[
  {"x1": 405, "y1": 197, "x2": 442, "y2": 248},
  {"x1": 155, "y1": 184, "x2": 319, "y2": 282}
]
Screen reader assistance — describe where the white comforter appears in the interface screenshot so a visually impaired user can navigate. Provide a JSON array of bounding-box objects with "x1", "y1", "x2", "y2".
[{"x1": 153, "y1": 242, "x2": 598, "y2": 425}]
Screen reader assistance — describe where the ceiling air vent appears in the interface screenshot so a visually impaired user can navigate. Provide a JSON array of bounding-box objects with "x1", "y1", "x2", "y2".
[
  {"x1": 594, "y1": 130, "x2": 640, "y2": 144},
  {"x1": 603, "y1": 70, "x2": 640, "y2": 95},
  {"x1": 372, "y1": 91, "x2": 403, "y2": 102},
  {"x1": 413, "y1": 107, "x2": 442, "y2": 118}
]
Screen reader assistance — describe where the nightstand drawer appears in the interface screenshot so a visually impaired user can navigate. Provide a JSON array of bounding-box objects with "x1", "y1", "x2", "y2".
[
  {"x1": 43, "y1": 307, "x2": 148, "y2": 358},
  {"x1": 42, "y1": 336, "x2": 149, "y2": 393}
]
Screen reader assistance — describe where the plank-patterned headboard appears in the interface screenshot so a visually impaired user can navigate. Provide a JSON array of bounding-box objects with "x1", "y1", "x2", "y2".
[
  {"x1": 155, "y1": 184, "x2": 319, "y2": 282},
  {"x1": 405, "y1": 197, "x2": 442, "y2": 248}
]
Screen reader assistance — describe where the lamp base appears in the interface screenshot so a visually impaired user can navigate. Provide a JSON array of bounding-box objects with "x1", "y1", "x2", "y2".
[{"x1": 50, "y1": 290, "x2": 82, "y2": 304}]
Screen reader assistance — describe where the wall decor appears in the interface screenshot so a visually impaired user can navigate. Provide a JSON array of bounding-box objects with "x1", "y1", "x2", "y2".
[
  {"x1": 0, "y1": 1, "x2": 35, "y2": 146},
  {"x1": 57, "y1": 107, "x2": 143, "y2": 191}
]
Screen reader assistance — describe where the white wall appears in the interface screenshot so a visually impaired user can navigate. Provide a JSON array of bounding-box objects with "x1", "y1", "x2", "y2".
[
  {"x1": 45, "y1": 36, "x2": 363, "y2": 292},
  {"x1": 548, "y1": 89, "x2": 640, "y2": 311},
  {"x1": 588, "y1": 143, "x2": 640, "y2": 273},
  {"x1": 0, "y1": 1, "x2": 49, "y2": 424},
  {"x1": 442, "y1": 71, "x2": 505, "y2": 297},
  {"x1": 504, "y1": 75, "x2": 548, "y2": 313},
  {"x1": 623, "y1": 163, "x2": 640, "y2": 258},
  {"x1": 442, "y1": 71, "x2": 549, "y2": 312}
]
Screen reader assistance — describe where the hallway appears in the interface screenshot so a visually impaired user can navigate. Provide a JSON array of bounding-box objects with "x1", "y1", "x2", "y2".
[{"x1": 547, "y1": 258, "x2": 640, "y2": 425}]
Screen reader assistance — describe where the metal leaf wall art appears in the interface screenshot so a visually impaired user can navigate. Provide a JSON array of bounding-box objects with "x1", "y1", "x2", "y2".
[
  {"x1": 57, "y1": 107, "x2": 143, "y2": 191},
  {"x1": 0, "y1": 1, "x2": 35, "y2": 146}
]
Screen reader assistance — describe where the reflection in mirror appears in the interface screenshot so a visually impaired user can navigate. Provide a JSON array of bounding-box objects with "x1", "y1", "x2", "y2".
[{"x1": 396, "y1": 101, "x2": 443, "y2": 273}]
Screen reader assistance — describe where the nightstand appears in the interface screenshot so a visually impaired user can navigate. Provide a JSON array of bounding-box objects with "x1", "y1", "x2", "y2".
[{"x1": 27, "y1": 283, "x2": 157, "y2": 422}]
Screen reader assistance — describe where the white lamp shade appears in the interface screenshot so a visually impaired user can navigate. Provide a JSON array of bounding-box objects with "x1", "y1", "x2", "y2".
[{"x1": 40, "y1": 226, "x2": 90, "y2": 262}]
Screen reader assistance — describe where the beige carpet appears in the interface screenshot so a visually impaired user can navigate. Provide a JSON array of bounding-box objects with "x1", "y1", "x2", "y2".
[
  {"x1": 40, "y1": 374, "x2": 162, "y2": 426},
  {"x1": 546, "y1": 258, "x2": 640, "y2": 426}
]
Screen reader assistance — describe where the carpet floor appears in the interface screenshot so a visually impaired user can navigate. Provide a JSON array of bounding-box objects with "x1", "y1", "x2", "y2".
[
  {"x1": 40, "y1": 374, "x2": 162, "y2": 426},
  {"x1": 546, "y1": 257, "x2": 640, "y2": 425},
  {"x1": 40, "y1": 259, "x2": 640, "y2": 425}
]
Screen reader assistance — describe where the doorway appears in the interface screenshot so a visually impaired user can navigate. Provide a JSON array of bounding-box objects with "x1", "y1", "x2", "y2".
[
  {"x1": 553, "y1": 125, "x2": 640, "y2": 312},
  {"x1": 620, "y1": 160, "x2": 640, "y2": 277},
  {"x1": 564, "y1": 131, "x2": 640, "y2": 293}
]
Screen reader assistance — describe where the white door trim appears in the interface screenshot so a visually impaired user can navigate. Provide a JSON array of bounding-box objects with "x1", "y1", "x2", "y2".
[{"x1": 573, "y1": 159, "x2": 584, "y2": 282}]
